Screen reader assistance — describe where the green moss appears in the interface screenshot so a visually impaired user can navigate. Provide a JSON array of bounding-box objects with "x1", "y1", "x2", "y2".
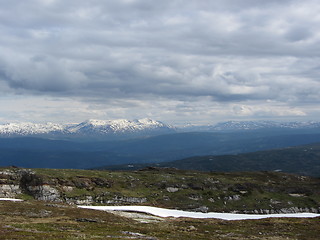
[{"x1": 16, "y1": 193, "x2": 35, "y2": 201}]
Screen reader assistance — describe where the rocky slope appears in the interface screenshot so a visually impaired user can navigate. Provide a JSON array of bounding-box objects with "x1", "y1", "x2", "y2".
[{"x1": 1, "y1": 167, "x2": 319, "y2": 214}]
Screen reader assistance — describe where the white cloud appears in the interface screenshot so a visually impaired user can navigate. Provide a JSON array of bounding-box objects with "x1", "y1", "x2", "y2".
[{"x1": 0, "y1": 0, "x2": 319, "y2": 124}]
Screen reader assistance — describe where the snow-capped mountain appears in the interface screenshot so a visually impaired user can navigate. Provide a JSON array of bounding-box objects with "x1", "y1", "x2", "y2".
[
  {"x1": 177, "y1": 121, "x2": 320, "y2": 132},
  {"x1": 212, "y1": 121, "x2": 320, "y2": 131},
  {"x1": 0, "y1": 118, "x2": 175, "y2": 139},
  {"x1": 67, "y1": 118, "x2": 171, "y2": 134},
  {"x1": 1, "y1": 119, "x2": 319, "y2": 140},
  {"x1": 0, "y1": 122, "x2": 65, "y2": 136}
]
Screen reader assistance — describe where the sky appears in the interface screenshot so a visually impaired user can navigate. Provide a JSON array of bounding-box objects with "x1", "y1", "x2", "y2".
[{"x1": 0, "y1": 0, "x2": 319, "y2": 125}]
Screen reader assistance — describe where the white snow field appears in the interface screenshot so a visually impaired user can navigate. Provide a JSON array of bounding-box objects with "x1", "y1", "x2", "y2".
[
  {"x1": 0, "y1": 198, "x2": 23, "y2": 202},
  {"x1": 78, "y1": 205, "x2": 320, "y2": 221}
]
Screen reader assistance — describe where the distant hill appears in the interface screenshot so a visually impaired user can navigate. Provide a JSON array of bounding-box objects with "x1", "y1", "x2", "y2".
[
  {"x1": 1, "y1": 132, "x2": 320, "y2": 169},
  {"x1": 100, "y1": 143, "x2": 320, "y2": 177}
]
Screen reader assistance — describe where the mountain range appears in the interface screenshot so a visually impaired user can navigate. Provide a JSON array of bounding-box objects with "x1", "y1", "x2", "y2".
[
  {"x1": 1, "y1": 119, "x2": 320, "y2": 140},
  {"x1": 0, "y1": 118, "x2": 319, "y2": 171},
  {"x1": 0, "y1": 118, "x2": 174, "y2": 140}
]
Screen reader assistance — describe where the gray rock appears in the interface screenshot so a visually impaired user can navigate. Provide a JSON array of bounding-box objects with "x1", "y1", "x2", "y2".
[
  {"x1": 105, "y1": 196, "x2": 147, "y2": 204},
  {"x1": 193, "y1": 206, "x2": 209, "y2": 213},
  {"x1": 0, "y1": 184, "x2": 22, "y2": 198},
  {"x1": 188, "y1": 194, "x2": 202, "y2": 201},
  {"x1": 27, "y1": 185, "x2": 61, "y2": 202},
  {"x1": 224, "y1": 195, "x2": 241, "y2": 201},
  {"x1": 166, "y1": 187, "x2": 179, "y2": 193}
]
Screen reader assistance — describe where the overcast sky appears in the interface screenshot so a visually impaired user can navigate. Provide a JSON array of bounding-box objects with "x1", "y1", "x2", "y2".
[{"x1": 0, "y1": 0, "x2": 319, "y2": 125}]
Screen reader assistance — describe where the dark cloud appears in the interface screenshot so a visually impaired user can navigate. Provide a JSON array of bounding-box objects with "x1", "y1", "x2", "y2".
[{"x1": 0, "y1": 0, "x2": 319, "y2": 123}]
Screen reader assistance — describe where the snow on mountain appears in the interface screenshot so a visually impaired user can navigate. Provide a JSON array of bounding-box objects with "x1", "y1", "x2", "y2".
[
  {"x1": 0, "y1": 119, "x2": 174, "y2": 138},
  {"x1": 68, "y1": 118, "x2": 169, "y2": 132},
  {"x1": 178, "y1": 121, "x2": 320, "y2": 132},
  {"x1": 212, "y1": 121, "x2": 320, "y2": 131},
  {"x1": 0, "y1": 119, "x2": 319, "y2": 138},
  {"x1": 0, "y1": 122, "x2": 65, "y2": 136}
]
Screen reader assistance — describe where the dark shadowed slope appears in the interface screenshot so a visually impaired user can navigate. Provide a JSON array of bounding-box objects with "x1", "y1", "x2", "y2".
[
  {"x1": 0, "y1": 130, "x2": 319, "y2": 169},
  {"x1": 101, "y1": 143, "x2": 320, "y2": 177}
]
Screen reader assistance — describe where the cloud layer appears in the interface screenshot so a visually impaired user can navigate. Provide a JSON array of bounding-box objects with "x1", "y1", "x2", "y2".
[{"x1": 0, "y1": 0, "x2": 319, "y2": 124}]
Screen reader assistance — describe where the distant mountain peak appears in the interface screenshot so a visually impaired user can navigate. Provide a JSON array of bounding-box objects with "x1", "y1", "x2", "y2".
[{"x1": 84, "y1": 119, "x2": 111, "y2": 126}]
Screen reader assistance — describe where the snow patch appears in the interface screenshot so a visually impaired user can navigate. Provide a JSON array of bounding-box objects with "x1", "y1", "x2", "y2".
[
  {"x1": 0, "y1": 198, "x2": 23, "y2": 202},
  {"x1": 78, "y1": 205, "x2": 320, "y2": 221}
]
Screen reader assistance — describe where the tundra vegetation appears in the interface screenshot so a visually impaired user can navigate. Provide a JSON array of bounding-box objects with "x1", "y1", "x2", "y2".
[
  {"x1": 0, "y1": 167, "x2": 319, "y2": 239},
  {"x1": 1, "y1": 199, "x2": 320, "y2": 240}
]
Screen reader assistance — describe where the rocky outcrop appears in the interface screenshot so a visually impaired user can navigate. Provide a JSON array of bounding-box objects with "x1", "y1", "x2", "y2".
[
  {"x1": 0, "y1": 169, "x2": 32, "y2": 198},
  {"x1": 27, "y1": 185, "x2": 61, "y2": 202},
  {"x1": 0, "y1": 168, "x2": 148, "y2": 205},
  {"x1": 239, "y1": 207, "x2": 320, "y2": 214},
  {"x1": 65, "y1": 195, "x2": 147, "y2": 205},
  {"x1": 104, "y1": 196, "x2": 147, "y2": 204},
  {"x1": 0, "y1": 184, "x2": 21, "y2": 198},
  {"x1": 0, "y1": 169, "x2": 64, "y2": 202}
]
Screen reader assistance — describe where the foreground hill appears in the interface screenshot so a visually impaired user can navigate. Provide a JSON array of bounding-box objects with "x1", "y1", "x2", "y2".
[
  {"x1": 1, "y1": 167, "x2": 319, "y2": 214},
  {"x1": 1, "y1": 167, "x2": 320, "y2": 239},
  {"x1": 1, "y1": 199, "x2": 320, "y2": 239},
  {"x1": 102, "y1": 143, "x2": 320, "y2": 177}
]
